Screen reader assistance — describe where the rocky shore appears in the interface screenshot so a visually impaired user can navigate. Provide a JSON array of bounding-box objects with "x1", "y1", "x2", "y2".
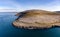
[{"x1": 13, "y1": 10, "x2": 60, "y2": 29}]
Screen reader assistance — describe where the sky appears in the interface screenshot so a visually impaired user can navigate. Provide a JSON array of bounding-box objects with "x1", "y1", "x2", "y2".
[{"x1": 0, "y1": 0, "x2": 60, "y2": 12}]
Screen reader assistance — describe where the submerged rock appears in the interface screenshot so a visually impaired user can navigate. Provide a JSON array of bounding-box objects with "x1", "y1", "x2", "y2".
[{"x1": 13, "y1": 10, "x2": 60, "y2": 29}]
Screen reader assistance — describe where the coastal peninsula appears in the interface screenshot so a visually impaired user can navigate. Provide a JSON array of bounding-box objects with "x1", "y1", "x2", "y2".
[{"x1": 13, "y1": 10, "x2": 60, "y2": 29}]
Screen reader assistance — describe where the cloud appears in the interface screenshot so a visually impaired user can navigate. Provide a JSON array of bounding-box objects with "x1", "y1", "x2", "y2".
[
  {"x1": 0, "y1": 0, "x2": 60, "y2": 12},
  {"x1": 40, "y1": 0, "x2": 60, "y2": 11},
  {"x1": 43, "y1": 0, "x2": 60, "y2": 11},
  {"x1": 20, "y1": 0, "x2": 60, "y2": 11},
  {"x1": 0, "y1": 0, "x2": 22, "y2": 12}
]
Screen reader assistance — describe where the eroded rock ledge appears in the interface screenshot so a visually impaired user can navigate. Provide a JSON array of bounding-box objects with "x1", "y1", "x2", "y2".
[{"x1": 13, "y1": 10, "x2": 60, "y2": 29}]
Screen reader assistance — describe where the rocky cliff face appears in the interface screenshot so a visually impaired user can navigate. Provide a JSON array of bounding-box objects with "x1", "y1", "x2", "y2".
[{"x1": 13, "y1": 10, "x2": 60, "y2": 29}]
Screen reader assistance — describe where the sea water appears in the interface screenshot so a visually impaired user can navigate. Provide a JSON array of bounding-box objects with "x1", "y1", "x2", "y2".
[{"x1": 0, "y1": 12, "x2": 60, "y2": 37}]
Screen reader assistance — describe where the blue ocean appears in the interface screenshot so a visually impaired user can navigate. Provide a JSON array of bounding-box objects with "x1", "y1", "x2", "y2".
[{"x1": 0, "y1": 12, "x2": 60, "y2": 37}]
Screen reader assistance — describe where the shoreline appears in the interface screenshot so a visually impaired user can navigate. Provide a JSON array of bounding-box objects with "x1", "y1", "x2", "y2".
[{"x1": 12, "y1": 22, "x2": 60, "y2": 30}]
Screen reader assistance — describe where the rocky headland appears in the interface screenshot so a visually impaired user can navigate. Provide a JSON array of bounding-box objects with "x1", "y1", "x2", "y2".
[{"x1": 13, "y1": 10, "x2": 60, "y2": 29}]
